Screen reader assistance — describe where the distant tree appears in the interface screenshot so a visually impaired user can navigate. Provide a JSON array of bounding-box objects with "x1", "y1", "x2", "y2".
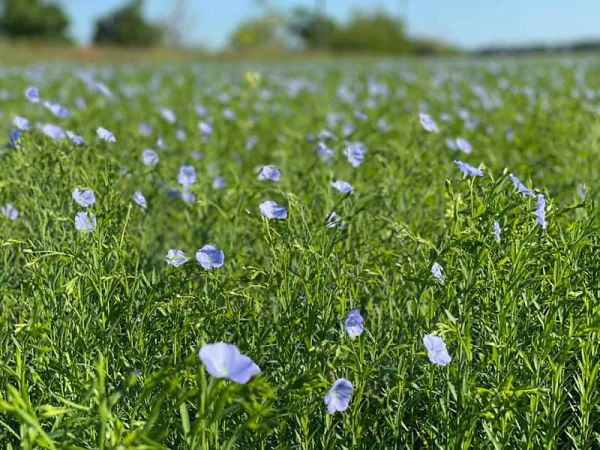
[
  {"x1": 410, "y1": 38, "x2": 460, "y2": 56},
  {"x1": 0, "y1": 0, "x2": 69, "y2": 41},
  {"x1": 330, "y1": 11, "x2": 411, "y2": 54},
  {"x1": 93, "y1": 0, "x2": 162, "y2": 47},
  {"x1": 228, "y1": 15, "x2": 288, "y2": 52},
  {"x1": 288, "y1": 7, "x2": 338, "y2": 49}
]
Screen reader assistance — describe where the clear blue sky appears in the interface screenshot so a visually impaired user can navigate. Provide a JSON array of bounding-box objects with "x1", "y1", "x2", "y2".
[{"x1": 62, "y1": 0, "x2": 600, "y2": 49}]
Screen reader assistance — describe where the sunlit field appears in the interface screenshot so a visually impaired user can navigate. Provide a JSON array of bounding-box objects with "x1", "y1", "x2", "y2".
[{"x1": 1, "y1": 58, "x2": 599, "y2": 448}]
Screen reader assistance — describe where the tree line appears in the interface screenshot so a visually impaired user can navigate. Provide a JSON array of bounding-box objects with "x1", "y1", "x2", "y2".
[
  {"x1": 0, "y1": 0, "x2": 162, "y2": 47},
  {"x1": 0, "y1": 0, "x2": 459, "y2": 55}
]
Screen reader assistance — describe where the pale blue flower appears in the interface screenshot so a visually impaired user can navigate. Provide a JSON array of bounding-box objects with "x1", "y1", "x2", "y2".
[
  {"x1": 505, "y1": 128, "x2": 515, "y2": 142},
  {"x1": 160, "y1": 108, "x2": 176, "y2": 124},
  {"x1": 344, "y1": 142, "x2": 366, "y2": 168},
  {"x1": 423, "y1": 334, "x2": 451, "y2": 366},
  {"x1": 94, "y1": 82, "x2": 112, "y2": 98},
  {"x1": 342, "y1": 123, "x2": 355, "y2": 137},
  {"x1": 41, "y1": 124, "x2": 65, "y2": 140},
  {"x1": 176, "y1": 129, "x2": 186, "y2": 141},
  {"x1": 455, "y1": 137, "x2": 472, "y2": 154},
  {"x1": 1, "y1": 203, "x2": 19, "y2": 220},
  {"x1": 345, "y1": 309, "x2": 364, "y2": 338},
  {"x1": 133, "y1": 190, "x2": 147, "y2": 209},
  {"x1": 166, "y1": 249, "x2": 189, "y2": 267},
  {"x1": 577, "y1": 183, "x2": 586, "y2": 201},
  {"x1": 75, "y1": 96, "x2": 87, "y2": 110},
  {"x1": 212, "y1": 176, "x2": 227, "y2": 190},
  {"x1": 354, "y1": 110, "x2": 367, "y2": 121},
  {"x1": 8, "y1": 129, "x2": 23, "y2": 149},
  {"x1": 199, "y1": 343, "x2": 260, "y2": 384},
  {"x1": 195, "y1": 104, "x2": 208, "y2": 117},
  {"x1": 198, "y1": 121, "x2": 213, "y2": 137},
  {"x1": 44, "y1": 101, "x2": 70, "y2": 119},
  {"x1": 178, "y1": 165, "x2": 197, "y2": 188},
  {"x1": 318, "y1": 129, "x2": 335, "y2": 141},
  {"x1": 259, "y1": 200, "x2": 287, "y2": 220},
  {"x1": 509, "y1": 174, "x2": 534, "y2": 197},
  {"x1": 139, "y1": 122, "x2": 153, "y2": 136},
  {"x1": 431, "y1": 262, "x2": 444, "y2": 282},
  {"x1": 142, "y1": 149, "x2": 159, "y2": 166},
  {"x1": 191, "y1": 151, "x2": 204, "y2": 161},
  {"x1": 324, "y1": 378, "x2": 353, "y2": 414},
  {"x1": 420, "y1": 112, "x2": 439, "y2": 133},
  {"x1": 493, "y1": 221, "x2": 502, "y2": 242},
  {"x1": 316, "y1": 141, "x2": 335, "y2": 163},
  {"x1": 257, "y1": 165, "x2": 281, "y2": 182},
  {"x1": 536, "y1": 194, "x2": 547, "y2": 229},
  {"x1": 326, "y1": 211, "x2": 345, "y2": 229},
  {"x1": 446, "y1": 138, "x2": 458, "y2": 151},
  {"x1": 66, "y1": 131, "x2": 85, "y2": 145},
  {"x1": 96, "y1": 127, "x2": 116, "y2": 143},
  {"x1": 454, "y1": 160, "x2": 483, "y2": 177},
  {"x1": 196, "y1": 244, "x2": 225, "y2": 270},
  {"x1": 74, "y1": 211, "x2": 96, "y2": 233},
  {"x1": 326, "y1": 112, "x2": 341, "y2": 128},
  {"x1": 182, "y1": 190, "x2": 196, "y2": 204},
  {"x1": 377, "y1": 118, "x2": 390, "y2": 132},
  {"x1": 13, "y1": 115, "x2": 30, "y2": 131},
  {"x1": 331, "y1": 180, "x2": 353, "y2": 194},
  {"x1": 72, "y1": 189, "x2": 96, "y2": 207},
  {"x1": 245, "y1": 135, "x2": 258, "y2": 151},
  {"x1": 222, "y1": 108, "x2": 236, "y2": 121},
  {"x1": 25, "y1": 86, "x2": 40, "y2": 103}
]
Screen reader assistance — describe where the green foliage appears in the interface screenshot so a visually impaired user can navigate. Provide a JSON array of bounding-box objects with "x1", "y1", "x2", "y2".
[
  {"x1": 0, "y1": 59, "x2": 600, "y2": 448},
  {"x1": 235, "y1": 8, "x2": 457, "y2": 55},
  {"x1": 228, "y1": 14, "x2": 287, "y2": 52},
  {"x1": 93, "y1": 0, "x2": 162, "y2": 47},
  {"x1": 287, "y1": 8, "x2": 338, "y2": 50},
  {"x1": 328, "y1": 11, "x2": 411, "y2": 54},
  {"x1": 0, "y1": 0, "x2": 69, "y2": 42}
]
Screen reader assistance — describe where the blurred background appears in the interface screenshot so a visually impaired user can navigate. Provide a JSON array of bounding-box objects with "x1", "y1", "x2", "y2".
[{"x1": 1, "y1": 0, "x2": 600, "y2": 62}]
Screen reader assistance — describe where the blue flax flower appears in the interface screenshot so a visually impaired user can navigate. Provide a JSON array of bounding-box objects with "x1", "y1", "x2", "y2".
[
  {"x1": 166, "y1": 249, "x2": 189, "y2": 267},
  {"x1": 133, "y1": 190, "x2": 147, "y2": 210},
  {"x1": 423, "y1": 334, "x2": 451, "y2": 366},
  {"x1": 493, "y1": 221, "x2": 502, "y2": 242},
  {"x1": 345, "y1": 309, "x2": 364, "y2": 338},
  {"x1": 178, "y1": 165, "x2": 197, "y2": 188},
  {"x1": 324, "y1": 378, "x2": 353, "y2": 414},
  {"x1": 74, "y1": 211, "x2": 96, "y2": 233},
  {"x1": 259, "y1": 200, "x2": 287, "y2": 219},
  {"x1": 344, "y1": 142, "x2": 366, "y2": 168},
  {"x1": 454, "y1": 160, "x2": 483, "y2": 177},
  {"x1": 509, "y1": 174, "x2": 534, "y2": 197},
  {"x1": 257, "y1": 165, "x2": 281, "y2": 181},
  {"x1": 420, "y1": 112, "x2": 439, "y2": 133},
  {"x1": 142, "y1": 149, "x2": 159, "y2": 166},
  {"x1": 13, "y1": 115, "x2": 30, "y2": 131},
  {"x1": 199, "y1": 343, "x2": 260, "y2": 384},
  {"x1": 96, "y1": 127, "x2": 116, "y2": 143},
  {"x1": 455, "y1": 137, "x2": 472, "y2": 154},
  {"x1": 195, "y1": 244, "x2": 225, "y2": 270},
  {"x1": 41, "y1": 124, "x2": 65, "y2": 140},
  {"x1": 1, "y1": 204, "x2": 19, "y2": 220},
  {"x1": 72, "y1": 189, "x2": 95, "y2": 207},
  {"x1": 25, "y1": 86, "x2": 40, "y2": 103},
  {"x1": 66, "y1": 131, "x2": 85, "y2": 145},
  {"x1": 536, "y1": 194, "x2": 547, "y2": 229},
  {"x1": 331, "y1": 180, "x2": 354, "y2": 194},
  {"x1": 431, "y1": 262, "x2": 444, "y2": 282}
]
